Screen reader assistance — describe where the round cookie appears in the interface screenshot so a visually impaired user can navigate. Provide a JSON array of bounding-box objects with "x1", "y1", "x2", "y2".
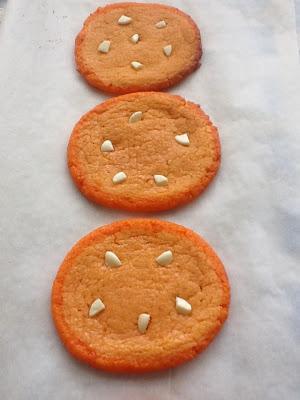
[
  {"x1": 52, "y1": 219, "x2": 230, "y2": 373},
  {"x1": 75, "y1": 2, "x2": 201, "y2": 94},
  {"x1": 68, "y1": 92, "x2": 220, "y2": 212}
]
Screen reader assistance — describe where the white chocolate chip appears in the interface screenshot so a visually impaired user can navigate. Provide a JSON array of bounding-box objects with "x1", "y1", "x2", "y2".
[
  {"x1": 112, "y1": 171, "x2": 127, "y2": 184},
  {"x1": 131, "y1": 33, "x2": 140, "y2": 43},
  {"x1": 131, "y1": 61, "x2": 143, "y2": 70},
  {"x1": 176, "y1": 296, "x2": 192, "y2": 315},
  {"x1": 138, "y1": 313, "x2": 151, "y2": 333},
  {"x1": 155, "y1": 20, "x2": 167, "y2": 28},
  {"x1": 163, "y1": 44, "x2": 172, "y2": 57},
  {"x1": 175, "y1": 133, "x2": 190, "y2": 146},
  {"x1": 105, "y1": 251, "x2": 121, "y2": 267},
  {"x1": 129, "y1": 111, "x2": 143, "y2": 123},
  {"x1": 154, "y1": 175, "x2": 168, "y2": 186},
  {"x1": 118, "y1": 15, "x2": 132, "y2": 25},
  {"x1": 101, "y1": 139, "x2": 114, "y2": 152},
  {"x1": 156, "y1": 250, "x2": 173, "y2": 266},
  {"x1": 98, "y1": 40, "x2": 111, "y2": 53},
  {"x1": 89, "y1": 298, "x2": 105, "y2": 317}
]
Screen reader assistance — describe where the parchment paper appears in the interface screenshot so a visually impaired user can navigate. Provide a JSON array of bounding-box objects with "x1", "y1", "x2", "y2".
[{"x1": 0, "y1": 1, "x2": 299, "y2": 399}]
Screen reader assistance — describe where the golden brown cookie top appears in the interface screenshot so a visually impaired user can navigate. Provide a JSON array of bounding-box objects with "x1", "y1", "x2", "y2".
[
  {"x1": 52, "y1": 219, "x2": 230, "y2": 373},
  {"x1": 68, "y1": 92, "x2": 220, "y2": 212},
  {"x1": 75, "y1": 2, "x2": 201, "y2": 94}
]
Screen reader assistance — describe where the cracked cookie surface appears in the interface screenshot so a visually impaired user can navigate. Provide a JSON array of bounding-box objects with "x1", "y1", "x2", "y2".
[
  {"x1": 67, "y1": 92, "x2": 220, "y2": 212},
  {"x1": 51, "y1": 219, "x2": 230, "y2": 373},
  {"x1": 75, "y1": 2, "x2": 201, "y2": 94}
]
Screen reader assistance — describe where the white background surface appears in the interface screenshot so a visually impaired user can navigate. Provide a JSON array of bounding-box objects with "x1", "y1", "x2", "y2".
[{"x1": 0, "y1": 1, "x2": 300, "y2": 399}]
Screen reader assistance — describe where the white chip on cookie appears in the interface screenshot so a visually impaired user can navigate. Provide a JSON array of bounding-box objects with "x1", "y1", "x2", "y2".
[
  {"x1": 155, "y1": 20, "x2": 167, "y2": 28},
  {"x1": 129, "y1": 111, "x2": 143, "y2": 123},
  {"x1": 131, "y1": 33, "x2": 140, "y2": 43},
  {"x1": 176, "y1": 297, "x2": 192, "y2": 315},
  {"x1": 98, "y1": 40, "x2": 111, "y2": 53},
  {"x1": 131, "y1": 61, "x2": 143, "y2": 70},
  {"x1": 156, "y1": 250, "x2": 173, "y2": 266},
  {"x1": 105, "y1": 251, "x2": 122, "y2": 267},
  {"x1": 175, "y1": 133, "x2": 190, "y2": 146},
  {"x1": 163, "y1": 45, "x2": 172, "y2": 57},
  {"x1": 101, "y1": 140, "x2": 114, "y2": 152},
  {"x1": 112, "y1": 171, "x2": 127, "y2": 184},
  {"x1": 138, "y1": 313, "x2": 151, "y2": 333},
  {"x1": 154, "y1": 175, "x2": 168, "y2": 186},
  {"x1": 89, "y1": 298, "x2": 105, "y2": 317},
  {"x1": 118, "y1": 15, "x2": 132, "y2": 25}
]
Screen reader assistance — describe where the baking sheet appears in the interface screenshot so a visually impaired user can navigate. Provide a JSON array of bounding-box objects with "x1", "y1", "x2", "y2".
[{"x1": 0, "y1": 0, "x2": 300, "y2": 399}]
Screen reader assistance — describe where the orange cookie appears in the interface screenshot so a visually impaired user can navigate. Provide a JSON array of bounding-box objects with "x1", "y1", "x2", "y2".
[
  {"x1": 52, "y1": 219, "x2": 230, "y2": 373},
  {"x1": 68, "y1": 92, "x2": 220, "y2": 212},
  {"x1": 75, "y1": 2, "x2": 201, "y2": 94}
]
